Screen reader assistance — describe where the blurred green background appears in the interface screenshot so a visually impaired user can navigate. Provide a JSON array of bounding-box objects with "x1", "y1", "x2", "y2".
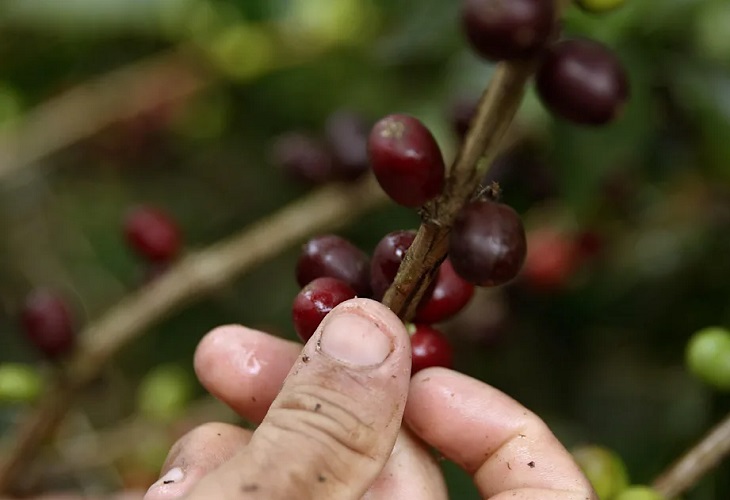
[{"x1": 0, "y1": 0, "x2": 729, "y2": 497}]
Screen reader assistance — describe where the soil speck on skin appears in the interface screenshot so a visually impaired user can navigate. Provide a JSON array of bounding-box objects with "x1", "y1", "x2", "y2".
[
  {"x1": 421, "y1": 377, "x2": 431, "y2": 382},
  {"x1": 314, "y1": 403, "x2": 321, "y2": 412},
  {"x1": 163, "y1": 479, "x2": 174, "y2": 484},
  {"x1": 519, "y1": 434, "x2": 526, "y2": 438},
  {"x1": 217, "y1": 433, "x2": 221, "y2": 436},
  {"x1": 528, "y1": 461, "x2": 535, "y2": 468},
  {"x1": 251, "y1": 396, "x2": 257, "y2": 402},
  {"x1": 302, "y1": 354, "x2": 310, "y2": 363},
  {"x1": 507, "y1": 462, "x2": 511, "y2": 470},
  {"x1": 318, "y1": 474, "x2": 326, "y2": 482},
  {"x1": 241, "y1": 484, "x2": 259, "y2": 492}
]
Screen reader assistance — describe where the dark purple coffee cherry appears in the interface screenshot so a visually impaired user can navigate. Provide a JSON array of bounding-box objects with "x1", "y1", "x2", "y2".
[
  {"x1": 269, "y1": 132, "x2": 335, "y2": 184},
  {"x1": 296, "y1": 235, "x2": 371, "y2": 297},
  {"x1": 536, "y1": 38, "x2": 629, "y2": 126},
  {"x1": 368, "y1": 115, "x2": 445, "y2": 208},
  {"x1": 370, "y1": 230, "x2": 417, "y2": 301},
  {"x1": 461, "y1": 0, "x2": 555, "y2": 61},
  {"x1": 449, "y1": 199, "x2": 526, "y2": 286},
  {"x1": 325, "y1": 110, "x2": 371, "y2": 181}
]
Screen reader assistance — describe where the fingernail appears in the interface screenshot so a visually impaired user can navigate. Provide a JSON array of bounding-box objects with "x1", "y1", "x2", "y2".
[
  {"x1": 144, "y1": 467, "x2": 186, "y2": 499},
  {"x1": 318, "y1": 311, "x2": 392, "y2": 366}
]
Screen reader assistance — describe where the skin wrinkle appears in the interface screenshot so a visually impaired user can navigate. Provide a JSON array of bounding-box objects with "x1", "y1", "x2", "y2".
[
  {"x1": 270, "y1": 383, "x2": 378, "y2": 449},
  {"x1": 245, "y1": 420, "x2": 359, "y2": 497}
]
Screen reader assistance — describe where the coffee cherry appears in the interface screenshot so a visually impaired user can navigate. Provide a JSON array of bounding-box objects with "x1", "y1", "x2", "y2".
[
  {"x1": 269, "y1": 132, "x2": 334, "y2": 184},
  {"x1": 410, "y1": 325, "x2": 454, "y2": 374},
  {"x1": 415, "y1": 259, "x2": 475, "y2": 324},
  {"x1": 292, "y1": 277, "x2": 357, "y2": 342},
  {"x1": 325, "y1": 110, "x2": 370, "y2": 181},
  {"x1": 296, "y1": 235, "x2": 371, "y2": 297},
  {"x1": 686, "y1": 326, "x2": 730, "y2": 391},
  {"x1": 613, "y1": 486, "x2": 664, "y2": 500},
  {"x1": 370, "y1": 230, "x2": 417, "y2": 301},
  {"x1": 20, "y1": 289, "x2": 75, "y2": 359},
  {"x1": 572, "y1": 445, "x2": 630, "y2": 500},
  {"x1": 137, "y1": 364, "x2": 194, "y2": 423},
  {"x1": 576, "y1": 0, "x2": 626, "y2": 14},
  {"x1": 461, "y1": 0, "x2": 555, "y2": 61},
  {"x1": 123, "y1": 205, "x2": 181, "y2": 263},
  {"x1": 0, "y1": 363, "x2": 43, "y2": 404},
  {"x1": 522, "y1": 229, "x2": 580, "y2": 291},
  {"x1": 536, "y1": 38, "x2": 629, "y2": 126},
  {"x1": 368, "y1": 114, "x2": 445, "y2": 208},
  {"x1": 449, "y1": 200, "x2": 527, "y2": 287}
]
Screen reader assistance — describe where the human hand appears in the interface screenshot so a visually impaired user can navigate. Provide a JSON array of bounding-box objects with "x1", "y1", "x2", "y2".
[{"x1": 143, "y1": 298, "x2": 596, "y2": 500}]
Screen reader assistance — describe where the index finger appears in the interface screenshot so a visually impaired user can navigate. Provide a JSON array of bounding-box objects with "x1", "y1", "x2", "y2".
[{"x1": 405, "y1": 369, "x2": 596, "y2": 500}]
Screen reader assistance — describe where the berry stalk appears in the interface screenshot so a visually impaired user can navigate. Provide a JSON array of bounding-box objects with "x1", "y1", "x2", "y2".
[{"x1": 381, "y1": 60, "x2": 534, "y2": 319}]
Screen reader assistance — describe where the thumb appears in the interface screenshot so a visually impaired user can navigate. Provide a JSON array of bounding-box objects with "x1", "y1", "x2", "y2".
[{"x1": 185, "y1": 298, "x2": 412, "y2": 500}]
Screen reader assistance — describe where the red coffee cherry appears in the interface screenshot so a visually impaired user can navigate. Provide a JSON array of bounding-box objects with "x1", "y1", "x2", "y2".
[
  {"x1": 415, "y1": 259, "x2": 475, "y2": 324},
  {"x1": 410, "y1": 325, "x2": 454, "y2": 375},
  {"x1": 123, "y1": 205, "x2": 181, "y2": 263},
  {"x1": 536, "y1": 38, "x2": 629, "y2": 126},
  {"x1": 449, "y1": 199, "x2": 527, "y2": 287},
  {"x1": 522, "y1": 228, "x2": 580, "y2": 291},
  {"x1": 292, "y1": 277, "x2": 357, "y2": 342},
  {"x1": 20, "y1": 289, "x2": 76, "y2": 359},
  {"x1": 324, "y1": 110, "x2": 371, "y2": 181},
  {"x1": 461, "y1": 0, "x2": 555, "y2": 61},
  {"x1": 368, "y1": 114, "x2": 445, "y2": 208}
]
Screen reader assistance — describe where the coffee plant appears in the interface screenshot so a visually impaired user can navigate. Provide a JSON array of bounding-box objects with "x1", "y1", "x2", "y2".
[{"x1": 0, "y1": 0, "x2": 728, "y2": 498}]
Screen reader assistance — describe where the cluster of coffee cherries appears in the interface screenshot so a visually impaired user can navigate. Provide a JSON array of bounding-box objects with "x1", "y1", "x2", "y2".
[
  {"x1": 17, "y1": 205, "x2": 182, "y2": 360},
  {"x1": 463, "y1": 0, "x2": 629, "y2": 127},
  {"x1": 291, "y1": 108, "x2": 530, "y2": 374}
]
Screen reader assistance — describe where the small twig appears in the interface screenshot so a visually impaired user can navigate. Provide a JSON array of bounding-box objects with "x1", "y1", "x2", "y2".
[
  {"x1": 382, "y1": 61, "x2": 534, "y2": 319},
  {"x1": 0, "y1": 46, "x2": 211, "y2": 184},
  {"x1": 0, "y1": 176, "x2": 387, "y2": 492},
  {"x1": 653, "y1": 412, "x2": 730, "y2": 499}
]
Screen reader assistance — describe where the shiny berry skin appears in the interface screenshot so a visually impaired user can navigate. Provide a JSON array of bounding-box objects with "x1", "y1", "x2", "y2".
[
  {"x1": 536, "y1": 38, "x2": 629, "y2": 126},
  {"x1": 296, "y1": 235, "x2": 371, "y2": 297},
  {"x1": 522, "y1": 229, "x2": 580, "y2": 291},
  {"x1": 461, "y1": 0, "x2": 555, "y2": 61},
  {"x1": 370, "y1": 230, "x2": 417, "y2": 301},
  {"x1": 368, "y1": 114, "x2": 445, "y2": 208},
  {"x1": 410, "y1": 325, "x2": 454, "y2": 375},
  {"x1": 123, "y1": 206, "x2": 181, "y2": 263},
  {"x1": 292, "y1": 277, "x2": 357, "y2": 342},
  {"x1": 415, "y1": 259, "x2": 475, "y2": 324},
  {"x1": 20, "y1": 289, "x2": 75, "y2": 359},
  {"x1": 269, "y1": 132, "x2": 334, "y2": 184},
  {"x1": 449, "y1": 200, "x2": 527, "y2": 287},
  {"x1": 325, "y1": 110, "x2": 370, "y2": 181}
]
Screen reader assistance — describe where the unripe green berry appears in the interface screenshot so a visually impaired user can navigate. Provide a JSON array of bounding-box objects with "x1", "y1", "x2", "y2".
[
  {"x1": 614, "y1": 485, "x2": 664, "y2": 500},
  {"x1": 572, "y1": 445, "x2": 629, "y2": 499},
  {"x1": 137, "y1": 364, "x2": 194, "y2": 422},
  {"x1": 576, "y1": 0, "x2": 626, "y2": 13},
  {"x1": 685, "y1": 326, "x2": 730, "y2": 391},
  {"x1": 0, "y1": 363, "x2": 43, "y2": 404}
]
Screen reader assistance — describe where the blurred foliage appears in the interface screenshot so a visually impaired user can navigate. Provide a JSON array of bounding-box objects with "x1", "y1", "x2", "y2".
[{"x1": 0, "y1": 0, "x2": 729, "y2": 497}]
